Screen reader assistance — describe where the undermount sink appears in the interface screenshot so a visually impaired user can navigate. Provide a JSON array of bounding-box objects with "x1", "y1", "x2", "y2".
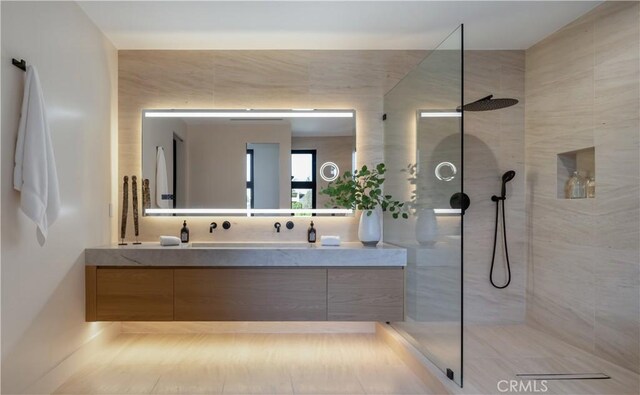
[{"x1": 190, "y1": 242, "x2": 313, "y2": 249}]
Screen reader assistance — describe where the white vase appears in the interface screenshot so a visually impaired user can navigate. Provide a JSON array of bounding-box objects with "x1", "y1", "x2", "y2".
[
  {"x1": 415, "y1": 208, "x2": 438, "y2": 246},
  {"x1": 358, "y1": 210, "x2": 381, "y2": 246}
]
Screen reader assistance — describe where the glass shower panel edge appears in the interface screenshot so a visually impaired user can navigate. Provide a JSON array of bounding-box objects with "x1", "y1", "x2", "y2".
[{"x1": 384, "y1": 24, "x2": 464, "y2": 386}]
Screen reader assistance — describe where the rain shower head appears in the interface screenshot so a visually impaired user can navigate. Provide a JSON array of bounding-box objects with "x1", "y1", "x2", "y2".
[{"x1": 458, "y1": 95, "x2": 519, "y2": 112}]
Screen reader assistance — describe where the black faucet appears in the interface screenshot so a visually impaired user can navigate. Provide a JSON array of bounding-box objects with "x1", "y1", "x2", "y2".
[
  {"x1": 274, "y1": 222, "x2": 281, "y2": 233},
  {"x1": 209, "y1": 222, "x2": 217, "y2": 233}
]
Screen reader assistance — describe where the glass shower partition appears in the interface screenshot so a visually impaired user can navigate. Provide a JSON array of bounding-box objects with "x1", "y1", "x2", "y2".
[{"x1": 383, "y1": 25, "x2": 464, "y2": 386}]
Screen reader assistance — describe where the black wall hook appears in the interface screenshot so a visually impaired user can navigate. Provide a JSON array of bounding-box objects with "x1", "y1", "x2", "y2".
[{"x1": 12, "y1": 58, "x2": 26, "y2": 71}]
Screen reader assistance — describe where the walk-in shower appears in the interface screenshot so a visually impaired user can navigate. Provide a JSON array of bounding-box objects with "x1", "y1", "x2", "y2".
[
  {"x1": 463, "y1": 94, "x2": 519, "y2": 290},
  {"x1": 382, "y1": 25, "x2": 523, "y2": 387}
]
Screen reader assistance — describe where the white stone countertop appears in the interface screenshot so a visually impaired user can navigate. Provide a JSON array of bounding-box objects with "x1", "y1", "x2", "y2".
[{"x1": 85, "y1": 242, "x2": 407, "y2": 267}]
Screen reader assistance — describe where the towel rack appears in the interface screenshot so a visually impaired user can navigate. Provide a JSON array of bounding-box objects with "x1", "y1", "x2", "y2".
[{"x1": 12, "y1": 58, "x2": 26, "y2": 71}]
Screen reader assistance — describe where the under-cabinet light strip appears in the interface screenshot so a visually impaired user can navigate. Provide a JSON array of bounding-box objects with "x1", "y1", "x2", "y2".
[
  {"x1": 145, "y1": 111, "x2": 353, "y2": 118},
  {"x1": 145, "y1": 208, "x2": 354, "y2": 215},
  {"x1": 420, "y1": 112, "x2": 462, "y2": 118}
]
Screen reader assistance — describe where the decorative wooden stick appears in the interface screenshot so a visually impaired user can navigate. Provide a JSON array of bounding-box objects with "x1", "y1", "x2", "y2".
[
  {"x1": 132, "y1": 175, "x2": 141, "y2": 244},
  {"x1": 119, "y1": 176, "x2": 129, "y2": 245},
  {"x1": 142, "y1": 179, "x2": 151, "y2": 216}
]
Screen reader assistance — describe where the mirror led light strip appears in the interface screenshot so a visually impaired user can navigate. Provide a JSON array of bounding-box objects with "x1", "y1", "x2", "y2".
[
  {"x1": 145, "y1": 208, "x2": 353, "y2": 215},
  {"x1": 433, "y1": 209, "x2": 461, "y2": 214},
  {"x1": 420, "y1": 112, "x2": 461, "y2": 118},
  {"x1": 145, "y1": 208, "x2": 455, "y2": 215},
  {"x1": 145, "y1": 111, "x2": 354, "y2": 118}
]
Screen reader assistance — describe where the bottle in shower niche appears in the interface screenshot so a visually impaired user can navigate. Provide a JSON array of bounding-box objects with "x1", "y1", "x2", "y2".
[
  {"x1": 307, "y1": 221, "x2": 316, "y2": 243},
  {"x1": 566, "y1": 171, "x2": 586, "y2": 199},
  {"x1": 586, "y1": 177, "x2": 596, "y2": 198},
  {"x1": 180, "y1": 220, "x2": 190, "y2": 243}
]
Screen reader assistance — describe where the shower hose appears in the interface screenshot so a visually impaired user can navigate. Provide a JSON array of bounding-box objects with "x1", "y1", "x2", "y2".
[{"x1": 490, "y1": 196, "x2": 511, "y2": 289}]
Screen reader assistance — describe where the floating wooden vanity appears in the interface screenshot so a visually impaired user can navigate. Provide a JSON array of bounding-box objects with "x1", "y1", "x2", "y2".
[{"x1": 85, "y1": 243, "x2": 406, "y2": 322}]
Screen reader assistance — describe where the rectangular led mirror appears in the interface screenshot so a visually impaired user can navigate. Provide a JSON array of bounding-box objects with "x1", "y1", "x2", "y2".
[{"x1": 141, "y1": 109, "x2": 356, "y2": 216}]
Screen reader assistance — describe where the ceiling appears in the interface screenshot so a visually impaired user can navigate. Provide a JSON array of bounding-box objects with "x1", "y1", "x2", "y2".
[{"x1": 78, "y1": 1, "x2": 601, "y2": 50}]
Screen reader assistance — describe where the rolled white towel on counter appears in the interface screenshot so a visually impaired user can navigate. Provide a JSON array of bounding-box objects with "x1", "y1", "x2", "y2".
[
  {"x1": 160, "y1": 235, "x2": 181, "y2": 246},
  {"x1": 320, "y1": 235, "x2": 341, "y2": 246}
]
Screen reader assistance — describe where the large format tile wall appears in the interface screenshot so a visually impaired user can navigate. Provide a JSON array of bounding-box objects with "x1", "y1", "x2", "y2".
[
  {"x1": 464, "y1": 51, "x2": 526, "y2": 323},
  {"x1": 525, "y1": 1, "x2": 640, "y2": 373},
  {"x1": 118, "y1": 51, "x2": 424, "y2": 242}
]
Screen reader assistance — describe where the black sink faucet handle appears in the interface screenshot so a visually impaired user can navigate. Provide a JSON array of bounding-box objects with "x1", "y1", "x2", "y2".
[
  {"x1": 286, "y1": 221, "x2": 294, "y2": 230},
  {"x1": 222, "y1": 221, "x2": 231, "y2": 230}
]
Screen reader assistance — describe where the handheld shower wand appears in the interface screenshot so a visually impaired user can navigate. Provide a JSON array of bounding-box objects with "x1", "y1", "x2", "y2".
[
  {"x1": 490, "y1": 170, "x2": 516, "y2": 289},
  {"x1": 492, "y1": 170, "x2": 515, "y2": 202}
]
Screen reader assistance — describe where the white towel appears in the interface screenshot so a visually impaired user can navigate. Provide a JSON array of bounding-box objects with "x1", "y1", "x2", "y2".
[
  {"x1": 159, "y1": 236, "x2": 181, "y2": 246},
  {"x1": 13, "y1": 65, "x2": 60, "y2": 240},
  {"x1": 321, "y1": 235, "x2": 341, "y2": 246},
  {"x1": 155, "y1": 146, "x2": 170, "y2": 208}
]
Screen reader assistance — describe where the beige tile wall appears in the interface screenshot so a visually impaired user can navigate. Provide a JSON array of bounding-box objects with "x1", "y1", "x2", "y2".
[
  {"x1": 525, "y1": 1, "x2": 640, "y2": 373},
  {"x1": 464, "y1": 51, "x2": 527, "y2": 324},
  {"x1": 118, "y1": 50, "x2": 425, "y2": 242}
]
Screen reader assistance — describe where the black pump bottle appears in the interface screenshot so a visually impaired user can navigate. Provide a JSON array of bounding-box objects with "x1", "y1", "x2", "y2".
[
  {"x1": 307, "y1": 221, "x2": 316, "y2": 243},
  {"x1": 180, "y1": 220, "x2": 189, "y2": 243}
]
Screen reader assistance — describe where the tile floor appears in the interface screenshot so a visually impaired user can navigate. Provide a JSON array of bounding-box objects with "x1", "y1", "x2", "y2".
[
  {"x1": 394, "y1": 322, "x2": 640, "y2": 395},
  {"x1": 53, "y1": 325, "x2": 640, "y2": 395},
  {"x1": 54, "y1": 333, "x2": 446, "y2": 394}
]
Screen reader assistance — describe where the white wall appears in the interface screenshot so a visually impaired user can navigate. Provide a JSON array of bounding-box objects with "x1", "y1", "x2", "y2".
[{"x1": 1, "y1": 2, "x2": 117, "y2": 393}]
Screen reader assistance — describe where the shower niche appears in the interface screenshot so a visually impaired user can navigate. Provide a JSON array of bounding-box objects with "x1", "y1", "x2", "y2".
[{"x1": 557, "y1": 147, "x2": 595, "y2": 199}]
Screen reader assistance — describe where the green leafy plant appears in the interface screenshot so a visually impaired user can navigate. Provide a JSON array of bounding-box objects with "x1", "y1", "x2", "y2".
[
  {"x1": 320, "y1": 163, "x2": 408, "y2": 219},
  {"x1": 402, "y1": 163, "x2": 426, "y2": 213}
]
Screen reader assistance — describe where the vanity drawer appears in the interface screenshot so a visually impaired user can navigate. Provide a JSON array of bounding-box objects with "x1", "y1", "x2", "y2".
[
  {"x1": 86, "y1": 266, "x2": 404, "y2": 322},
  {"x1": 327, "y1": 268, "x2": 404, "y2": 321},
  {"x1": 174, "y1": 268, "x2": 327, "y2": 321},
  {"x1": 94, "y1": 268, "x2": 174, "y2": 321}
]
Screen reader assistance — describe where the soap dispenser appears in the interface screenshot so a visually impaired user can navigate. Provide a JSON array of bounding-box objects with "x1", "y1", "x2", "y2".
[
  {"x1": 180, "y1": 220, "x2": 190, "y2": 243},
  {"x1": 307, "y1": 221, "x2": 316, "y2": 243}
]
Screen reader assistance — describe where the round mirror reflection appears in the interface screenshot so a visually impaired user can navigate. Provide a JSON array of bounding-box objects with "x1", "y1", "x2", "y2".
[
  {"x1": 320, "y1": 162, "x2": 340, "y2": 182},
  {"x1": 435, "y1": 161, "x2": 457, "y2": 182}
]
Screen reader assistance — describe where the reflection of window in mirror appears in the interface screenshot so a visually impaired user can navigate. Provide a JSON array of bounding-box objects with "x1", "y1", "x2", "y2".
[
  {"x1": 246, "y1": 149, "x2": 254, "y2": 209},
  {"x1": 291, "y1": 150, "x2": 317, "y2": 212}
]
